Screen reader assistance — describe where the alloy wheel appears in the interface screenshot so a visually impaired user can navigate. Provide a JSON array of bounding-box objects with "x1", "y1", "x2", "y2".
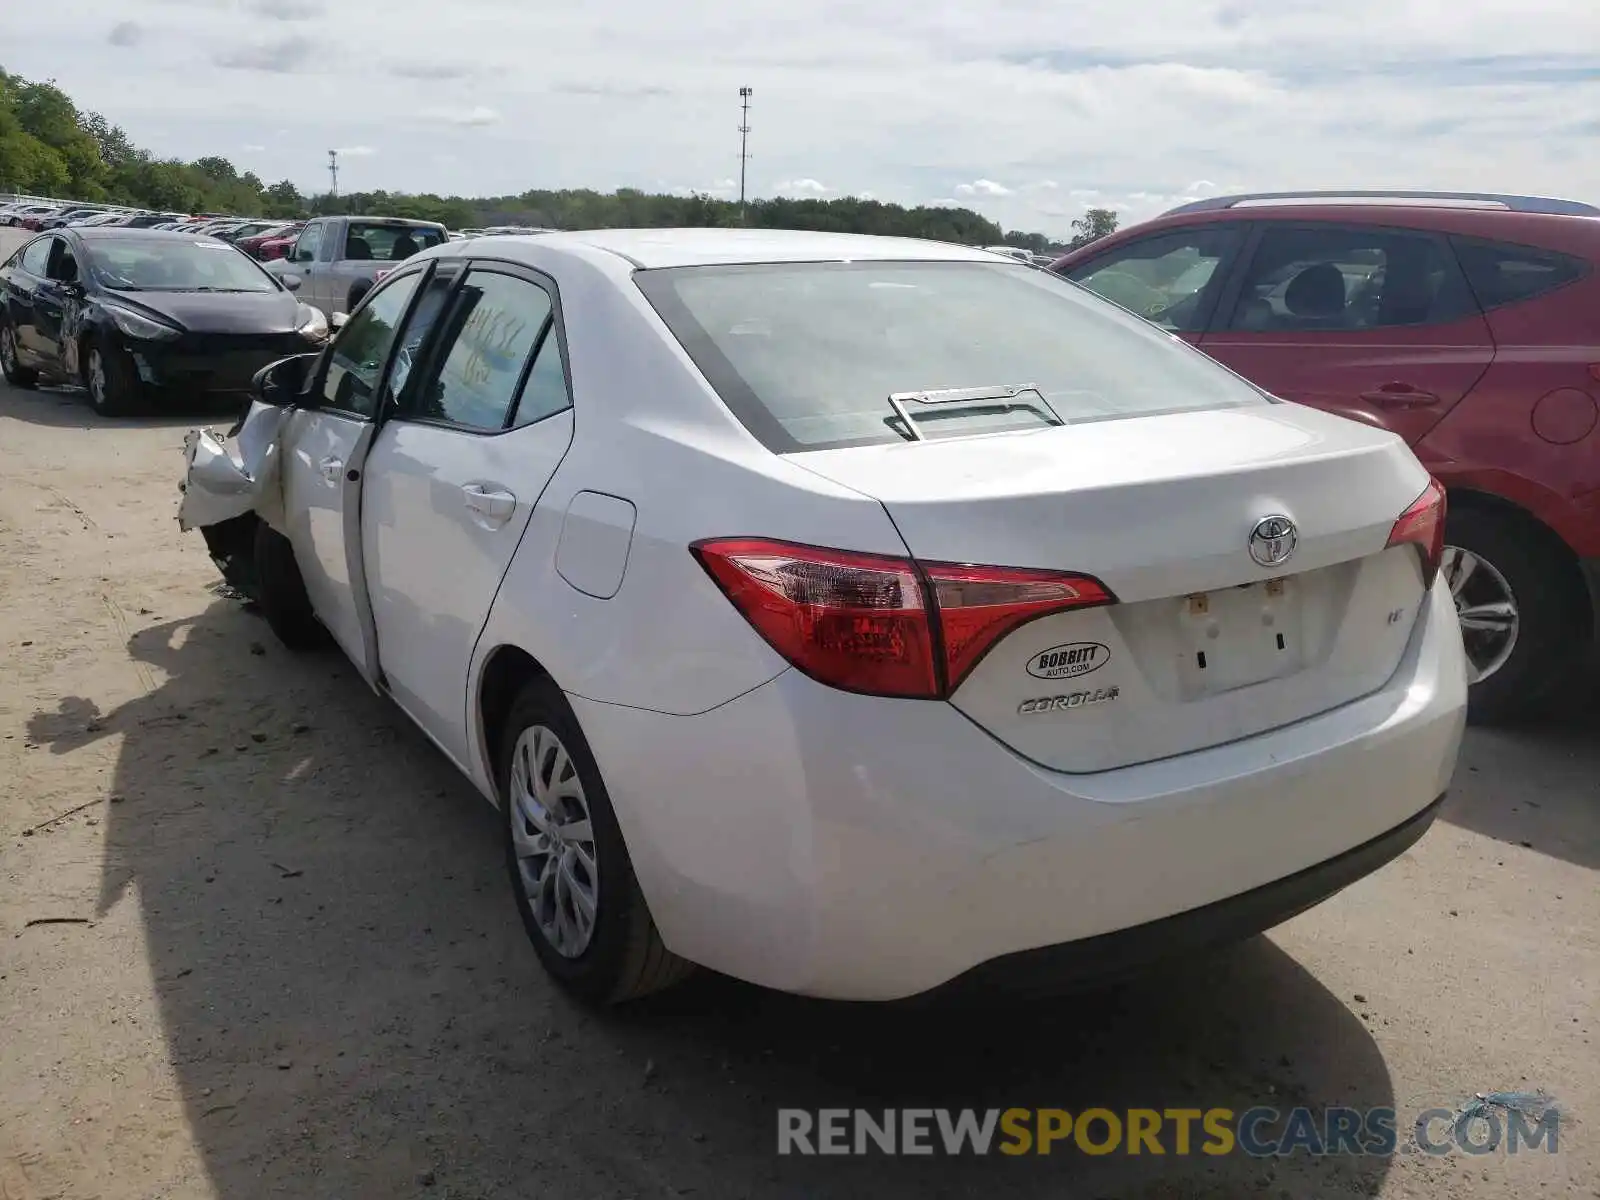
[
  {"x1": 1442, "y1": 544, "x2": 1519, "y2": 685},
  {"x1": 0, "y1": 327, "x2": 15, "y2": 375},
  {"x1": 509, "y1": 724, "x2": 600, "y2": 958}
]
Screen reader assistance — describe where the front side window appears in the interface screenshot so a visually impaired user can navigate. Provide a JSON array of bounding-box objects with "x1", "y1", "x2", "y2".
[
  {"x1": 343, "y1": 223, "x2": 447, "y2": 264},
  {"x1": 1065, "y1": 227, "x2": 1244, "y2": 332},
  {"x1": 20, "y1": 238, "x2": 52, "y2": 276},
  {"x1": 1223, "y1": 225, "x2": 1475, "y2": 332},
  {"x1": 636, "y1": 259, "x2": 1270, "y2": 452},
  {"x1": 292, "y1": 222, "x2": 323, "y2": 264},
  {"x1": 317, "y1": 270, "x2": 424, "y2": 418},
  {"x1": 409, "y1": 270, "x2": 554, "y2": 431}
]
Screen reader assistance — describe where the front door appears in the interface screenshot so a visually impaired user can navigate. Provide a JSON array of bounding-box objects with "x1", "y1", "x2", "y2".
[
  {"x1": 280, "y1": 265, "x2": 432, "y2": 675},
  {"x1": 1199, "y1": 223, "x2": 1495, "y2": 444},
  {"x1": 361, "y1": 264, "x2": 576, "y2": 765},
  {"x1": 9, "y1": 237, "x2": 59, "y2": 363},
  {"x1": 285, "y1": 220, "x2": 330, "y2": 314},
  {"x1": 32, "y1": 238, "x2": 80, "y2": 364}
]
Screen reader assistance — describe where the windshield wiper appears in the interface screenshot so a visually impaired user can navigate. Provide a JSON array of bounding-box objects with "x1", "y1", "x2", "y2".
[{"x1": 885, "y1": 383, "x2": 1062, "y2": 442}]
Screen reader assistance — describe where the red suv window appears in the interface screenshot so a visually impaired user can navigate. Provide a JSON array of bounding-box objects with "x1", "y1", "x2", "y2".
[
  {"x1": 1450, "y1": 238, "x2": 1587, "y2": 310},
  {"x1": 1221, "y1": 225, "x2": 1477, "y2": 332}
]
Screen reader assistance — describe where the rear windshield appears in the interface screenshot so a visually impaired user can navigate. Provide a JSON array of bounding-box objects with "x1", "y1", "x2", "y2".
[{"x1": 635, "y1": 260, "x2": 1269, "y2": 451}]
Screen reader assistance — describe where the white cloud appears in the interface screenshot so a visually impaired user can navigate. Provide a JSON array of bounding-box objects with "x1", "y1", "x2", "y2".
[
  {"x1": 107, "y1": 20, "x2": 141, "y2": 46},
  {"x1": 774, "y1": 178, "x2": 832, "y2": 195},
  {"x1": 427, "y1": 106, "x2": 501, "y2": 127},
  {"x1": 242, "y1": 142, "x2": 267, "y2": 152},
  {"x1": 954, "y1": 179, "x2": 1013, "y2": 197},
  {"x1": 3, "y1": 0, "x2": 1598, "y2": 234}
]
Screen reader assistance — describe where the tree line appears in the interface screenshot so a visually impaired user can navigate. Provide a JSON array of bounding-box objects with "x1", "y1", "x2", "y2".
[{"x1": 1, "y1": 66, "x2": 1118, "y2": 252}]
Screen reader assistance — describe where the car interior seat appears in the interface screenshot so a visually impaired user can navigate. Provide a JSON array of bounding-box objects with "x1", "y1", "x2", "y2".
[{"x1": 1282, "y1": 262, "x2": 1348, "y2": 327}]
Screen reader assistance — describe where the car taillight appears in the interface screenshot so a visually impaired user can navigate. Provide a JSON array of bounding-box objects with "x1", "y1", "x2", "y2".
[
  {"x1": 1386, "y1": 478, "x2": 1447, "y2": 589},
  {"x1": 691, "y1": 537, "x2": 1114, "y2": 699}
]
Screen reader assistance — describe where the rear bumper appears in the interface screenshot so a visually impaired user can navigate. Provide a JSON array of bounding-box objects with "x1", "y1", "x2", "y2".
[
  {"x1": 572, "y1": 579, "x2": 1467, "y2": 1001},
  {"x1": 930, "y1": 792, "x2": 1444, "y2": 1001}
]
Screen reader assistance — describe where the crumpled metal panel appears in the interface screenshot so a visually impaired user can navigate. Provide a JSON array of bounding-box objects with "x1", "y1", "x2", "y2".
[{"x1": 177, "y1": 400, "x2": 289, "y2": 533}]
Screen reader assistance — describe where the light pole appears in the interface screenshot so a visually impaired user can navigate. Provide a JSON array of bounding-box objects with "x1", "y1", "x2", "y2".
[
  {"x1": 327, "y1": 149, "x2": 339, "y2": 198},
  {"x1": 738, "y1": 86, "x2": 752, "y2": 225}
]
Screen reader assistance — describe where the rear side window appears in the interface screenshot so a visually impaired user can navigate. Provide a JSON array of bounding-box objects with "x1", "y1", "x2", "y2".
[
  {"x1": 636, "y1": 260, "x2": 1269, "y2": 452},
  {"x1": 411, "y1": 270, "x2": 553, "y2": 431},
  {"x1": 1451, "y1": 238, "x2": 1588, "y2": 310},
  {"x1": 1223, "y1": 225, "x2": 1475, "y2": 332},
  {"x1": 344, "y1": 223, "x2": 447, "y2": 263}
]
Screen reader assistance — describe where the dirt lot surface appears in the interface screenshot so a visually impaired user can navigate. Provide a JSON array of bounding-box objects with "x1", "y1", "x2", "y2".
[{"x1": 1, "y1": 227, "x2": 1597, "y2": 1199}]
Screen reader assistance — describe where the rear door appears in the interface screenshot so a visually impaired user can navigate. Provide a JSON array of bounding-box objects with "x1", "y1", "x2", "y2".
[
  {"x1": 1199, "y1": 222, "x2": 1495, "y2": 443},
  {"x1": 1060, "y1": 224, "x2": 1250, "y2": 345},
  {"x1": 360, "y1": 263, "x2": 576, "y2": 765}
]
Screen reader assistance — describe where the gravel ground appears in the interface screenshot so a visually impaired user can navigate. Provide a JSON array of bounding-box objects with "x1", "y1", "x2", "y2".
[{"x1": 1, "y1": 227, "x2": 1597, "y2": 1199}]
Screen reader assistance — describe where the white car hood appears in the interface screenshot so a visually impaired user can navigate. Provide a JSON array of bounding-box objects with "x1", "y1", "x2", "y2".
[{"x1": 177, "y1": 400, "x2": 289, "y2": 533}]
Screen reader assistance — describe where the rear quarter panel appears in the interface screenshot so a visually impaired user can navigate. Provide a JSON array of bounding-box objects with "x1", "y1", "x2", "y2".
[
  {"x1": 1417, "y1": 219, "x2": 1600, "y2": 556},
  {"x1": 464, "y1": 251, "x2": 913, "y2": 793}
]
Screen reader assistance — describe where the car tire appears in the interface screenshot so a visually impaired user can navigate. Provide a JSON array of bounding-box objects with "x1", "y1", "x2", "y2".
[
  {"x1": 1444, "y1": 505, "x2": 1588, "y2": 725},
  {"x1": 499, "y1": 677, "x2": 693, "y2": 1005},
  {"x1": 253, "y1": 522, "x2": 326, "y2": 651},
  {"x1": 0, "y1": 322, "x2": 39, "y2": 389},
  {"x1": 83, "y1": 337, "x2": 143, "y2": 417}
]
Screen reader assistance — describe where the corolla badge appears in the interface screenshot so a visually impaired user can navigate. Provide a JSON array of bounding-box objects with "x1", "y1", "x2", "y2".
[{"x1": 1248, "y1": 514, "x2": 1298, "y2": 568}]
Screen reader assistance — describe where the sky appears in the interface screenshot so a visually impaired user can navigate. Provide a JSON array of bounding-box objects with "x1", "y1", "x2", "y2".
[{"x1": 3, "y1": 0, "x2": 1599, "y2": 237}]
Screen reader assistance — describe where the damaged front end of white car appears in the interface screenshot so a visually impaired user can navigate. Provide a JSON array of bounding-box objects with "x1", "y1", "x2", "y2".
[{"x1": 176, "y1": 354, "x2": 318, "y2": 599}]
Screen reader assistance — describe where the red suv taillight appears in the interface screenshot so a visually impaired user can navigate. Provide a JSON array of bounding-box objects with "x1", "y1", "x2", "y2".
[
  {"x1": 691, "y1": 537, "x2": 1114, "y2": 699},
  {"x1": 1386, "y1": 478, "x2": 1447, "y2": 589}
]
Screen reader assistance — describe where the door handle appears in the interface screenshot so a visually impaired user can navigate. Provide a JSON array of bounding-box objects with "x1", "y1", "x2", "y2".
[
  {"x1": 462, "y1": 484, "x2": 517, "y2": 523},
  {"x1": 318, "y1": 456, "x2": 343, "y2": 482},
  {"x1": 1360, "y1": 383, "x2": 1440, "y2": 408}
]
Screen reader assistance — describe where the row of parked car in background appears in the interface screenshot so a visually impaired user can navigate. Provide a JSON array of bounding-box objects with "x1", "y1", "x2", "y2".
[{"x1": 3, "y1": 187, "x2": 1597, "y2": 728}]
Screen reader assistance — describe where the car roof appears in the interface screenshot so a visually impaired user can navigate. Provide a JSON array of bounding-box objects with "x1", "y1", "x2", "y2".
[{"x1": 444, "y1": 227, "x2": 1005, "y2": 269}]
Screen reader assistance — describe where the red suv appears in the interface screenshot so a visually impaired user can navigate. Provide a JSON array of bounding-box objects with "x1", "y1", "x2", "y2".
[{"x1": 1052, "y1": 190, "x2": 1600, "y2": 724}]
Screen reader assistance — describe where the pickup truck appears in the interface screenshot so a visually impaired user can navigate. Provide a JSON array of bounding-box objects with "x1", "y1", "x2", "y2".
[{"x1": 265, "y1": 215, "x2": 448, "y2": 317}]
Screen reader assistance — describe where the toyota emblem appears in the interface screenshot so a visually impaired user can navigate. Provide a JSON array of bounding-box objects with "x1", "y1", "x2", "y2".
[{"x1": 1248, "y1": 514, "x2": 1298, "y2": 568}]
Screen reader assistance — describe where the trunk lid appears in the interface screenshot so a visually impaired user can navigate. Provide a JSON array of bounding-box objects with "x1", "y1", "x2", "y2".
[{"x1": 789, "y1": 404, "x2": 1434, "y2": 773}]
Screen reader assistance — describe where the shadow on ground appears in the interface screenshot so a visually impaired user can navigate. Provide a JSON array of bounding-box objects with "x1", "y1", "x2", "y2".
[
  {"x1": 27, "y1": 601, "x2": 1400, "y2": 1199},
  {"x1": 1442, "y1": 675, "x2": 1600, "y2": 872},
  {"x1": 0, "y1": 379, "x2": 245, "y2": 430}
]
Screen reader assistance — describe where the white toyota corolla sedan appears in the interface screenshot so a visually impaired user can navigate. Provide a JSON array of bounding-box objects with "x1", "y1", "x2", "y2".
[{"x1": 179, "y1": 228, "x2": 1467, "y2": 1004}]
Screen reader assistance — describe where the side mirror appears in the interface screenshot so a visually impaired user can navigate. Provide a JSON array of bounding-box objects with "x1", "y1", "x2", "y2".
[
  {"x1": 330, "y1": 311, "x2": 349, "y2": 331},
  {"x1": 251, "y1": 352, "x2": 319, "y2": 408},
  {"x1": 279, "y1": 272, "x2": 302, "y2": 292}
]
